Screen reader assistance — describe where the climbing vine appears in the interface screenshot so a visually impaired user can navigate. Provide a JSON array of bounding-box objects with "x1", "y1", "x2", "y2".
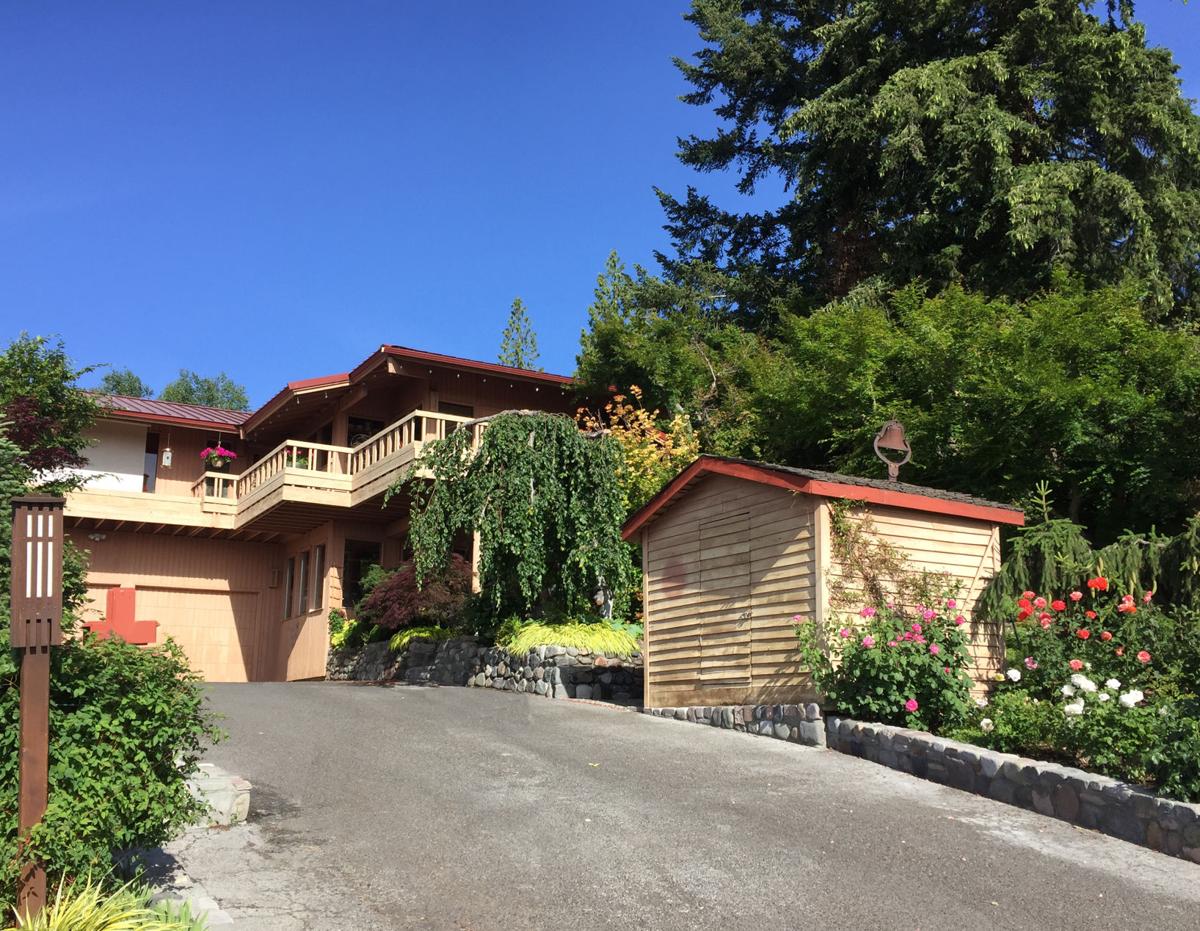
[
  {"x1": 391, "y1": 412, "x2": 635, "y2": 618},
  {"x1": 826, "y1": 499, "x2": 953, "y2": 613}
]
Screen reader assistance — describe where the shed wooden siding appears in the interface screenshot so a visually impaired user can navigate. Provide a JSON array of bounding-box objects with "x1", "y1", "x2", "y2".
[
  {"x1": 71, "y1": 530, "x2": 282, "y2": 682},
  {"x1": 825, "y1": 504, "x2": 1004, "y2": 683},
  {"x1": 642, "y1": 475, "x2": 819, "y2": 708}
]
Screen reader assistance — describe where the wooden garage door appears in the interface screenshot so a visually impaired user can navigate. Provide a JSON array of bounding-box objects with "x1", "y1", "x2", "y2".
[
  {"x1": 134, "y1": 587, "x2": 267, "y2": 682},
  {"x1": 698, "y1": 512, "x2": 752, "y2": 687}
]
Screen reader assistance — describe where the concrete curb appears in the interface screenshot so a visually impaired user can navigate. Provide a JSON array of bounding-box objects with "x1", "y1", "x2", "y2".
[{"x1": 188, "y1": 762, "x2": 252, "y2": 827}]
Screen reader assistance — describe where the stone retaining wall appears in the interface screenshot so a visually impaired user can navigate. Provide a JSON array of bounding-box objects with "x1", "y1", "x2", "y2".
[
  {"x1": 643, "y1": 703, "x2": 826, "y2": 748},
  {"x1": 327, "y1": 636, "x2": 643, "y2": 702},
  {"x1": 825, "y1": 716, "x2": 1200, "y2": 864}
]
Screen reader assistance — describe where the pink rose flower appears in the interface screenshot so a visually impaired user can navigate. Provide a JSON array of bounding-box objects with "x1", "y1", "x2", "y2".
[
  {"x1": 1034, "y1": 597, "x2": 1047, "y2": 609},
  {"x1": 911, "y1": 623, "x2": 922, "y2": 633},
  {"x1": 1069, "y1": 659, "x2": 1084, "y2": 671},
  {"x1": 859, "y1": 606, "x2": 877, "y2": 618},
  {"x1": 922, "y1": 609, "x2": 935, "y2": 621},
  {"x1": 904, "y1": 698, "x2": 919, "y2": 713},
  {"x1": 945, "y1": 598, "x2": 957, "y2": 609},
  {"x1": 1069, "y1": 591, "x2": 1083, "y2": 602},
  {"x1": 839, "y1": 627, "x2": 852, "y2": 638},
  {"x1": 1022, "y1": 590, "x2": 1036, "y2": 600},
  {"x1": 929, "y1": 643, "x2": 940, "y2": 656},
  {"x1": 861, "y1": 635, "x2": 876, "y2": 649},
  {"x1": 1143, "y1": 591, "x2": 1153, "y2": 604},
  {"x1": 954, "y1": 615, "x2": 966, "y2": 626},
  {"x1": 1024, "y1": 656, "x2": 1038, "y2": 670},
  {"x1": 1137, "y1": 650, "x2": 1151, "y2": 664}
]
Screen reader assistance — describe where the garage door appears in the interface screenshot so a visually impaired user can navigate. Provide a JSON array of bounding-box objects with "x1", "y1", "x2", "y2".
[{"x1": 128, "y1": 587, "x2": 267, "y2": 682}]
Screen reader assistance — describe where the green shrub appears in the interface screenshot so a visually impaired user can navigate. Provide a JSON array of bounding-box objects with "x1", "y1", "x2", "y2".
[
  {"x1": 356, "y1": 556, "x2": 471, "y2": 631},
  {"x1": 497, "y1": 621, "x2": 640, "y2": 658},
  {"x1": 13, "y1": 876, "x2": 208, "y2": 930},
  {"x1": 387, "y1": 626, "x2": 455, "y2": 652},
  {"x1": 794, "y1": 600, "x2": 974, "y2": 732},
  {"x1": 0, "y1": 633, "x2": 222, "y2": 913}
]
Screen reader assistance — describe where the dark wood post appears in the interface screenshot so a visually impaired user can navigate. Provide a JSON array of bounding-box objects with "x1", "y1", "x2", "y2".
[{"x1": 10, "y1": 495, "x2": 65, "y2": 920}]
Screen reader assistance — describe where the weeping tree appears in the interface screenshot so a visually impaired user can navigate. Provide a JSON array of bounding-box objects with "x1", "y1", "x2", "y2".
[{"x1": 392, "y1": 412, "x2": 635, "y2": 619}]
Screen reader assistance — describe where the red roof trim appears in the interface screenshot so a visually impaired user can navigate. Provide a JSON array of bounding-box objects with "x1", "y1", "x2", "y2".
[
  {"x1": 354, "y1": 345, "x2": 574, "y2": 385},
  {"x1": 240, "y1": 372, "x2": 352, "y2": 434},
  {"x1": 621, "y1": 457, "x2": 1024, "y2": 540}
]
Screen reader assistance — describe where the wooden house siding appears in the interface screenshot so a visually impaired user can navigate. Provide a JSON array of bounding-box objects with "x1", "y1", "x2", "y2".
[
  {"x1": 642, "y1": 475, "x2": 819, "y2": 708},
  {"x1": 826, "y1": 505, "x2": 1003, "y2": 683},
  {"x1": 72, "y1": 530, "x2": 282, "y2": 682}
]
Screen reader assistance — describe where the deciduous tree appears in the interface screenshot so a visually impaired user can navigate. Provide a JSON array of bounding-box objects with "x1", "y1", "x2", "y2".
[{"x1": 159, "y1": 370, "x2": 249, "y2": 411}]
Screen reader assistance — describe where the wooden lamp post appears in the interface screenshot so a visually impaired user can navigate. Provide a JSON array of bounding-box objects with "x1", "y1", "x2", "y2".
[{"x1": 9, "y1": 494, "x2": 65, "y2": 919}]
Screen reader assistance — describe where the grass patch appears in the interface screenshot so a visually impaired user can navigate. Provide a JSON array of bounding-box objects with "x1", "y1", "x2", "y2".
[
  {"x1": 498, "y1": 622, "x2": 640, "y2": 658},
  {"x1": 387, "y1": 626, "x2": 455, "y2": 652}
]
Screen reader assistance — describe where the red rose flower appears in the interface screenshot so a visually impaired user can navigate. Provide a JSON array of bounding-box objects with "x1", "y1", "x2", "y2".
[
  {"x1": 1137, "y1": 650, "x2": 1151, "y2": 664},
  {"x1": 1099, "y1": 631, "x2": 1113, "y2": 642},
  {"x1": 1017, "y1": 609, "x2": 1032, "y2": 622},
  {"x1": 1087, "y1": 576, "x2": 1109, "y2": 591},
  {"x1": 1076, "y1": 629, "x2": 1090, "y2": 640},
  {"x1": 1051, "y1": 599, "x2": 1067, "y2": 612},
  {"x1": 1018, "y1": 598, "x2": 1033, "y2": 612},
  {"x1": 1085, "y1": 610, "x2": 1097, "y2": 620}
]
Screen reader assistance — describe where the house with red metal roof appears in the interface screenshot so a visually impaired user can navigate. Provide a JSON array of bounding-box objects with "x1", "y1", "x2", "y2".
[{"x1": 66, "y1": 345, "x2": 576, "y2": 681}]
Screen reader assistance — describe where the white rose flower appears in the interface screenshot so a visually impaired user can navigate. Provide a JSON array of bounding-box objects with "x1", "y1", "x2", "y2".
[
  {"x1": 1061, "y1": 684, "x2": 1076, "y2": 697},
  {"x1": 975, "y1": 697, "x2": 989, "y2": 709},
  {"x1": 1097, "y1": 692, "x2": 1111, "y2": 702},
  {"x1": 1064, "y1": 700, "x2": 1086, "y2": 716},
  {"x1": 1069, "y1": 673, "x2": 1097, "y2": 693},
  {"x1": 980, "y1": 718, "x2": 994, "y2": 733},
  {"x1": 1118, "y1": 689, "x2": 1144, "y2": 708},
  {"x1": 1105, "y1": 678, "x2": 1121, "y2": 690},
  {"x1": 1006, "y1": 668, "x2": 1022, "y2": 682}
]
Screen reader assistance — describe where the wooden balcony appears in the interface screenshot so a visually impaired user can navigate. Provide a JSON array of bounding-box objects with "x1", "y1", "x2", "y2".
[{"x1": 89, "y1": 409, "x2": 485, "y2": 534}]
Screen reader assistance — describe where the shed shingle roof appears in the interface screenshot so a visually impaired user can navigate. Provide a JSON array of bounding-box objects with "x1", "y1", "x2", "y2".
[{"x1": 622, "y1": 455, "x2": 1024, "y2": 540}]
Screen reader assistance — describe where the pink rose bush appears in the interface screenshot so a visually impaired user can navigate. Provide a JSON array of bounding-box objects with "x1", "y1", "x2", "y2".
[{"x1": 794, "y1": 596, "x2": 973, "y2": 732}]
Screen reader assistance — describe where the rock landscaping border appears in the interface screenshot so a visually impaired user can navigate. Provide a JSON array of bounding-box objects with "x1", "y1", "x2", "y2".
[
  {"x1": 643, "y1": 703, "x2": 826, "y2": 747},
  {"x1": 328, "y1": 636, "x2": 643, "y2": 702},
  {"x1": 825, "y1": 716, "x2": 1200, "y2": 864}
]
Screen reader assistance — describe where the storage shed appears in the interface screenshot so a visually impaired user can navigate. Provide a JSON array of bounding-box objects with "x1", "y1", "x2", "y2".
[{"x1": 623, "y1": 456, "x2": 1025, "y2": 709}]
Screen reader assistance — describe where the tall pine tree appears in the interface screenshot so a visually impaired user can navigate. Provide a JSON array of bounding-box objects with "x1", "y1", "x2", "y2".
[
  {"x1": 661, "y1": 0, "x2": 1200, "y2": 324},
  {"x1": 498, "y1": 298, "x2": 541, "y2": 370}
]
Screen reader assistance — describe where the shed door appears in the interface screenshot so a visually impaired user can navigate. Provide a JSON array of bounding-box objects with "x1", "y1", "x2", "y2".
[{"x1": 698, "y1": 512, "x2": 752, "y2": 687}]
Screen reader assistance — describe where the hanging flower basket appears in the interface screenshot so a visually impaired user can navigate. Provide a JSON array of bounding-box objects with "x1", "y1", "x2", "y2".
[{"x1": 201, "y1": 445, "x2": 238, "y2": 471}]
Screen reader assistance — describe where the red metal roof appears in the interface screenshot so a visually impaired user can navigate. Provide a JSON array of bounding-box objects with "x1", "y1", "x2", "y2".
[
  {"x1": 98, "y1": 394, "x2": 249, "y2": 431},
  {"x1": 622, "y1": 455, "x2": 1025, "y2": 540}
]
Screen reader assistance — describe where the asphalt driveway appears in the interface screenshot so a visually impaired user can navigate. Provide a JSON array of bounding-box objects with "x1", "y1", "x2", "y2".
[{"x1": 170, "y1": 683, "x2": 1200, "y2": 930}]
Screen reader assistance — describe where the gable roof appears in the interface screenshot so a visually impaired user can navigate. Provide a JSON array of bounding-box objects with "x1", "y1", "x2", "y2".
[
  {"x1": 98, "y1": 394, "x2": 249, "y2": 432},
  {"x1": 621, "y1": 455, "x2": 1025, "y2": 540},
  {"x1": 352, "y1": 344, "x2": 574, "y2": 386}
]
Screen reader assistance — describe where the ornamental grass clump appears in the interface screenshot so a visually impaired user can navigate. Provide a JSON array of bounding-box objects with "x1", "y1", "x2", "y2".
[
  {"x1": 949, "y1": 578, "x2": 1200, "y2": 802},
  {"x1": 497, "y1": 621, "x2": 640, "y2": 658},
  {"x1": 13, "y1": 877, "x2": 208, "y2": 930},
  {"x1": 794, "y1": 599, "x2": 974, "y2": 732}
]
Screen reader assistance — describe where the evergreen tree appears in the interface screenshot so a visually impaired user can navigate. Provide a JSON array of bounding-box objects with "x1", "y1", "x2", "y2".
[
  {"x1": 98, "y1": 368, "x2": 153, "y2": 398},
  {"x1": 498, "y1": 297, "x2": 541, "y2": 370},
  {"x1": 159, "y1": 370, "x2": 249, "y2": 411},
  {"x1": 662, "y1": 0, "x2": 1200, "y2": 323}
]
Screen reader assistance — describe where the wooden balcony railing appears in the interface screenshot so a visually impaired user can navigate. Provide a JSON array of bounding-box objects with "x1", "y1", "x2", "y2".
[
  {"x1": 234, "y1": 440, "x2": 352, "y2": 499},
  {"x1": 349, "y1": 409, "x2": 475, "y2": 474},
  {"x1": 191, "y1": 471, "x2": 238, "y2": 500}
]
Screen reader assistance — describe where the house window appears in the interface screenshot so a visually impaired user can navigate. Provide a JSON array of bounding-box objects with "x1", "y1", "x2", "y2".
[
  {"x1": 312, "y1": 544, "x2": 326, "y2": 609},
  {"x1": 298, "y1": 550, "x2": 310, "y2": 615},
  {"x1": 284, "y1": 557, "x2": 295, "y2": 619},
  {"x1": 143, "y1": 433, "x2": 160, "y2": 493}
]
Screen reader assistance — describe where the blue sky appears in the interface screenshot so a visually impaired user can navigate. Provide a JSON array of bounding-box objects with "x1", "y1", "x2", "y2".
[{"x1": 2, "y1": 2, "x2": 1196, "y2": 406}]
